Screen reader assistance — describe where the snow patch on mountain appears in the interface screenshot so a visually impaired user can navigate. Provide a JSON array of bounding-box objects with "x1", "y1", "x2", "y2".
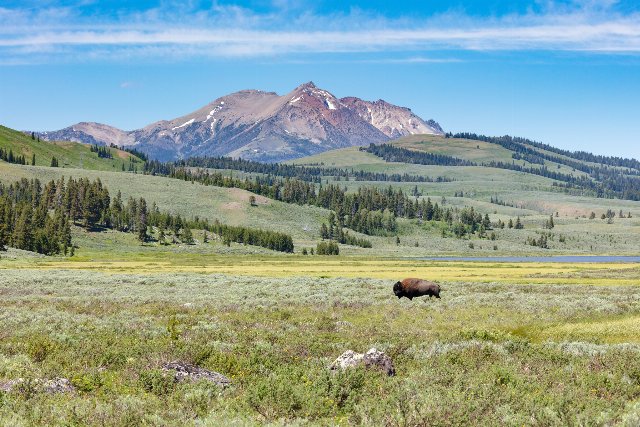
[{"x1": 172, "y1": 119, "x2": 194, "y2": 130}]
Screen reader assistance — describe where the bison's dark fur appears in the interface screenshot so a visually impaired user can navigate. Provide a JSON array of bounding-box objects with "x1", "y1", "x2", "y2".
[{"x1": 393, "y1": 278, "x2": 441, "y2": 300}]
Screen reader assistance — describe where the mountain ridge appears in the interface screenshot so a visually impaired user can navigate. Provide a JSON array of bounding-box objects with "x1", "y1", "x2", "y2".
[{"x1": 37, "y1": 82, "x2": 443, "y2": 162}]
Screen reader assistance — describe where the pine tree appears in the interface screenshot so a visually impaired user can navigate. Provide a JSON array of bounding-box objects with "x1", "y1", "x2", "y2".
[
  {"x1": 318, "y1": 223, "x2": 328, "y2": 240},
  {"x1": 137, "y1": 198, "x2": 148, "y2": 242},
  {"x1": 482, "y1": 214, "x2": 491, "y2": 229},
  {"x1": 12, "y1": 205, "x2": 34, "y2": 251},
  {"x1": 515, "y1": 217, "x2": 523, "y2": 229},
  {"x1": 508, "y1": 218, "x2": 514, "y2": 229},
  {"x1": 31, "y1": 154, "x2": 36, "y2": 166},
  {"x1": 182, "y1": 227, "x2": 194, "y2": 244}
]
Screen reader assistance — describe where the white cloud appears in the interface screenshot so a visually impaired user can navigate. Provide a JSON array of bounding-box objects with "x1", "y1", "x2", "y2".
[{"x1": 1, "y1": 2, "x2": 640, "y2": 63}]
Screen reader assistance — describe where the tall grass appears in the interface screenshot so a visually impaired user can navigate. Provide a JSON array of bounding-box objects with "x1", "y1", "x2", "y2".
[{"x1": 1, "y1": 269, "x2": 640, "y2": 425}]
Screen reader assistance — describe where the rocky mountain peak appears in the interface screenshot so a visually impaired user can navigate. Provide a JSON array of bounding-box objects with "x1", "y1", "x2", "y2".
[{"x1": 37, "y1": 82, "x2": 443, "y2": 162}]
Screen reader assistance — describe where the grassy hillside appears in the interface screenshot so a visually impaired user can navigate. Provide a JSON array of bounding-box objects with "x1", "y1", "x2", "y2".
[
  {"x1": 0, "y1": 161, "x2": 329, "y2": 246},
  {"x1": 0, "y1": 125, "x2": 143, "y2": 171},
  {"x1": 2, "y1": 123, "x2": 640, "y2": 257}
]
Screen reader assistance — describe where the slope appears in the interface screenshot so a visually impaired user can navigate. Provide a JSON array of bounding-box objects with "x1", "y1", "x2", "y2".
[{"x1": 0, "y1": 125, "x2": 143, "y2": 171}]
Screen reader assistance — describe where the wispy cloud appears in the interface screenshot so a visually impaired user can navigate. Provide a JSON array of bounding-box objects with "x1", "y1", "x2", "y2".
[{"x1": 1, "y1": 2, "x2": 640, "y2": 64}]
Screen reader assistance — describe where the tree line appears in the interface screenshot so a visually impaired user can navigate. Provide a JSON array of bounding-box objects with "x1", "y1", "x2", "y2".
[
  {"x1": 449, "y1": 132, "x2": 640, "y2": 172},
  {"x1": 143, "y1": 155, "x2": 450, "y2": 184},
  {"x1": 367, "y1": 140, "x2": 640, "y2": 201},
  {"x1": 0, "y1": 177, "x2": 294, "y2": 255},
  {"x1": 0, "y1": 178, "x2": 72, "y2": 255},
  {"x1": 90, "y1": 144, "x2": 113, "y2": 159},
  {"x1": 0, "y1": 148, "x2": 29, "y2": 166},
  {"x1": 363, "y1": 143, "x2": 475, "y2": 167},
  {"x1": 132, "y1": 161, "x2": 494, "y2": 239},
  {"x1": 451, "y1": 132, "x2": 640, "y2": 200}
]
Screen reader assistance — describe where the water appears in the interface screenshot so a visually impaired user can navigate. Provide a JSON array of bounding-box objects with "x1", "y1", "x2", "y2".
[{"x1": 413, "y1": 256, "x2": 640, "y2": 263}]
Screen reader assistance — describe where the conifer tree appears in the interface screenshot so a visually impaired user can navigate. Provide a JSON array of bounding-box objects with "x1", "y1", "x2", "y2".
[
  {"x1": 182, "y1": 227, "x2": 194, "y2": 244},
  {"x1": 137, "y1": 198, "x2": 148, "y2": 242}
]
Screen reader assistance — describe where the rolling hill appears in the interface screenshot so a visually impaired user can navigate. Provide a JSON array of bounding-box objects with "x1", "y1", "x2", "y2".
[
  {"x1": 3, "y1": 123, "x2": 640, "y2": 258},
  {"x1": 0, "y1": 125, "x2": 143, "y2": 171}
]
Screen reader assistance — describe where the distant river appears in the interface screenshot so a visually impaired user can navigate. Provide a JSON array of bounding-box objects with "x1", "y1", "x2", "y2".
[{"x1": 413, "y1": 256, "x2": 640, "y2": 263}]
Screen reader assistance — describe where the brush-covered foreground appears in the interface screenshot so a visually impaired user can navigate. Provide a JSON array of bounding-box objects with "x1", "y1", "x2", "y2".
[{"x1": 1, "y1": 262, "x2": 640, "y2": 426}]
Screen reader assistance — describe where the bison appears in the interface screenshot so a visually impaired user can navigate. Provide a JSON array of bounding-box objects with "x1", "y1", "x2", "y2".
[{"x1": 393, "y1": 278, "x2": 441, "y2": 300}]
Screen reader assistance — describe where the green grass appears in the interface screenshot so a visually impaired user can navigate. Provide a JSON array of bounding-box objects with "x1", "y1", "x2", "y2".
[
  {"x1": 393, "y1": 134, "x2": 515, "y2": 163},
  {"x1": 0, "y1": 125, "x2": 142, "y2": 171},
  {"x1": 0, "y1": 161, "x2": 330, "y2": 246},
  {"x1": 3, "y1": 126, "x2": 640, "y2": 424},
  {"x1": 1, "y1": 265, "x2": 640, "y2": 425}
]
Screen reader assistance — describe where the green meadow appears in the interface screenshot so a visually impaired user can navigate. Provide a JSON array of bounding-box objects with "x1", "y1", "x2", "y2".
[{"x1": 2, "y1": 130, "x2": 640, "y2": 425}]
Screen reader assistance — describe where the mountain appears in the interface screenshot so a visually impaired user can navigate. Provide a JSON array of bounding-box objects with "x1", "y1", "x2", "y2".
[{"x1": 38, "y1": 82, "x2": 443, "y2": 162}]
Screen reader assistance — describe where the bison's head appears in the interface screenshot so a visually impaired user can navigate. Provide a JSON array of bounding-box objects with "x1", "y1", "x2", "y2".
[{"x1": 393, "y1": 281, "x2": 404, "y2": 298}]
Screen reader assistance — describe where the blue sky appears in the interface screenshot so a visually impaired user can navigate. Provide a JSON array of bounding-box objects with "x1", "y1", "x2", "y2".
[{"x1": 1, "y1": 0, "x2": 639, "y2": 158}]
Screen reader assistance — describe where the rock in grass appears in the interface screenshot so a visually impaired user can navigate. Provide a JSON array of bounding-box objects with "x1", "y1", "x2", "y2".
[
  {"x1": 42, "y1": 377, "x2": 76, "y2": 393},
  {"x1": 0, "y1": 377, "x2": 75, "y2": 394},
  {"x1": 162, "y1": 361, "x2": 231, "y2": 387},
  {"x1": 330, "y1": 348, "x2": 395, "y2": 376}
]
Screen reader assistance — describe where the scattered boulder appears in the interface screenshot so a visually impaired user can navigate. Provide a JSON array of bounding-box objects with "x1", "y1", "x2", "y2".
[
  {"x1": 330, "y1": 350, "x2": 364, "y2": 370},
  {"x1": 42, "y1": 377, "x2": 75, "y2": 394},
  {"x1": 330, "y1": 348, "x2": 395, "y2": 376},
  {"x1": 363, "y1": 348, "x2": 396, "y2": 376},
  {"x1": 0, "y1": 377, "x2": 75, "y2": 394},
  {"x1": 162, "y1": 361, "x2": 231, "y2": 387}
]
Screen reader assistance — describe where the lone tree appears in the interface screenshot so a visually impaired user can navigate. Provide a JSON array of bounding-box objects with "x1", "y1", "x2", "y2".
[{"x1": 515, "y1": 217, "x2": 524, "y2": 229}]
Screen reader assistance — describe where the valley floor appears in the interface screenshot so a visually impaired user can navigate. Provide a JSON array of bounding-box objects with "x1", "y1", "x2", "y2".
[{"x1": 1, "y1": 257, "x2": 640, "y2": 426}]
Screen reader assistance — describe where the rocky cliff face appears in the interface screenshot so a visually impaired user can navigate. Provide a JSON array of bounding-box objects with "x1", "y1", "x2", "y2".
[{"x1": 39, "y1": 82, "x2": 443, "y2": 162}]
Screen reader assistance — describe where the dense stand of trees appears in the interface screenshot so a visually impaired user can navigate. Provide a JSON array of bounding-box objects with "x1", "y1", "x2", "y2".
[
  {"x1": 144, "y1": 156, "x2": 451, "y2": 184},
  {"x1": 0, "y1": 148, "x2": 27, "y2": 165},
  {"x1": 0, "y1": 178, "x2": 72, "y2": 255},
  {"x1": 450, "y1": 132, "x2": 640, "y2": 172},
  {"x1": 316, "y1": 241, "x2": 339, "y2": 255},
  {"x1": 367, "y1": 139, "x2": 640, "y2": 201},
  {"x1": 320, "y1": 212, "x2": 372, "y2": 248},
  {"x1": 137, "y1": 159, "x2": 490, "y2": 239},
  {"x1": 451, "y1": 133, "x2": 640, "y2": 200},
  {"x1": 90, "y1": 144, "x2": 113, "y2": 159},
  {"x1": 0, "y1": 177, "x2": 294, "y2": 255},
  {"x1": 110, "y1": 144, "x2": 149, "y2": 162},
  {"x1": 363, "y1": 143, "x2": 475, "y2": 166}
]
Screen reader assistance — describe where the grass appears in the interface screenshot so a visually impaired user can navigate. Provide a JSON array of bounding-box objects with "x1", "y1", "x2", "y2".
[
  {"x1": 3, "y1": 132, "x2": 640, "y2": 424},
  {"x1": 0, "y1": 125, "x2": 142, "y2": 171},
  {"x1": 393, "y1": 134, "x2": 515, "y2": 163},
  {"x1": 1, "y1": 262, "x2": 640, "y2": 425},
  {"x1": 0, "y1": 162, "x2": 330, "y2": 244}
]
